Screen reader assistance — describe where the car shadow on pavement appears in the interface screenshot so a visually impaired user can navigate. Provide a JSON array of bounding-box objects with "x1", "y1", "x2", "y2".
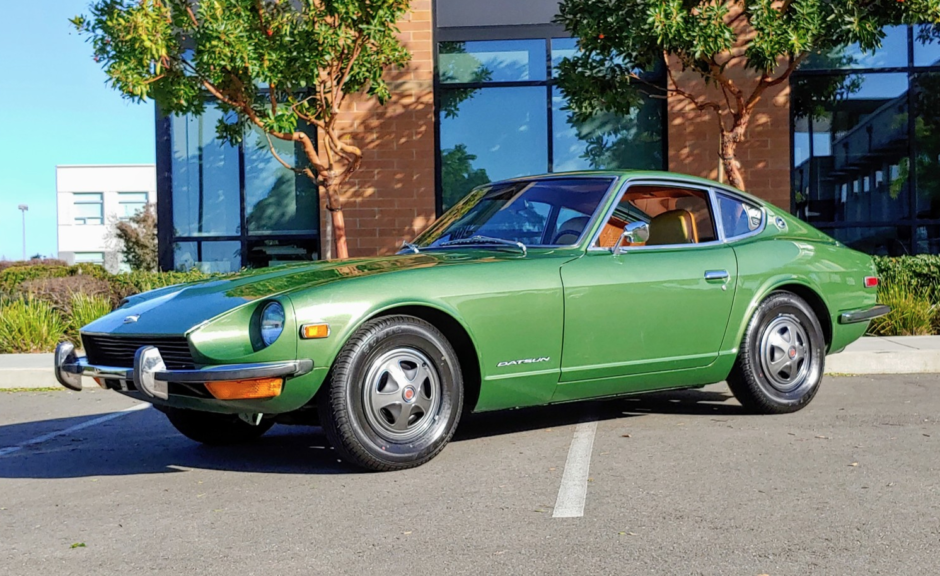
[
  {"x1": 0, "y1": 387, "x2": 742, "y2": 479},
  {"x1": 455, "y1": 386, "x2": 744, "y2": 441},
  {"x1": 0, "y1": 409, "x2": 353, "y2": 479}
]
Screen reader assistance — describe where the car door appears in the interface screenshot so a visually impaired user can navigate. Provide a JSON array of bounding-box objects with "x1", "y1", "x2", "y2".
[{"x1": 558, "y1": 180, "x2": 738, "y2": 384}]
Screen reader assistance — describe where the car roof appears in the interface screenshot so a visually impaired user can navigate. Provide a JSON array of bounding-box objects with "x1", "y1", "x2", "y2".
[{"x1": 492, "y1": 170, "x2": 769, "y2": 208}]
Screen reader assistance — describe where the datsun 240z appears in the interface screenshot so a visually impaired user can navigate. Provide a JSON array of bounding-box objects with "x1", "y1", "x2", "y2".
[{"x1": 54, "y1": 171, "x2": 889, "y2": 471}]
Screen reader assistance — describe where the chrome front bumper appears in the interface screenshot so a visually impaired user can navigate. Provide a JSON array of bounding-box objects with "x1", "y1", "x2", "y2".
[{"x1": 53, "y1": 342, "x2": 313, "y2": 400}]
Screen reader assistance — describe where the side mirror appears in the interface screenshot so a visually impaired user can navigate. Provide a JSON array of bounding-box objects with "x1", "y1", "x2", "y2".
[{"x1": 613, "y1": 221, "x2": 650, "y2": 254}]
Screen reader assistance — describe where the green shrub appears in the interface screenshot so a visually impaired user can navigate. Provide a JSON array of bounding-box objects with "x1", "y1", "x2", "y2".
[
  {"x1": 18, "y1": 276, "x2": 115, "y2": 310},
  {"x1": 868, "y1": 282, "x2": 937, "y2": 336},
  {"x1": 68, "y1": 293, "x2": 113, "y2": 342},
  {"x1": 0, "y1": 258, "x2": 68, "y2": 273},
  {"x1": 873, "y1": 255, "x2": 940, "y2": 305},
  {"x1": 0, "y1": 297, "x2": 68, "y2": 353},
  {"x1": 0, "y1": 263, "x2": 110, "y2": 296}
]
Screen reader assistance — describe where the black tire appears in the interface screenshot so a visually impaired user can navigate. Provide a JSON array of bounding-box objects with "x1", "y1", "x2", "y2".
[
  {"x1": 318, "y1": 315, "x2": 464, "y2": 472},
  {"x1": 727, "y1": 291, "x2": 826, "y2": 414},
  {"x1": 165, "y1": 408, "x2": 274, "y2": 445}
]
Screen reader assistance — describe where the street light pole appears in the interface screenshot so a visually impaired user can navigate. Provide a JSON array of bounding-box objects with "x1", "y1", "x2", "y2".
[{"x1": 17, "y1": 204, "x2": 28, "y2": 261}]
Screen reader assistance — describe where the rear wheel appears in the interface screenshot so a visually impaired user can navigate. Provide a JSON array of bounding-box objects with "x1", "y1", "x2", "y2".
[
  {"x1": 165, "y1": 408, "x2": 274, "y2": 445},
  {"x1": 318, "y1": 315, "x2": 463, "y2": 472},
  {"x1": 727, "y1": 291, "x2": 825, "y2": 414}
]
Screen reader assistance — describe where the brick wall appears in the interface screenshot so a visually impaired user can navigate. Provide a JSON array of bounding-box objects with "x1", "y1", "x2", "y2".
[
  {"x1": 319, "y1": 1, "x2": 436, "y2": 259},
  {"x1": 667, "y1": 58, "x2": 791, "y2": 210}
]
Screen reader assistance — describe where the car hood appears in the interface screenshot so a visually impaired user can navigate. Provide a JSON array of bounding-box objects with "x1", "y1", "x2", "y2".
[{"x1": 81, "y1": 250, "x2": 544, "y2": 336}]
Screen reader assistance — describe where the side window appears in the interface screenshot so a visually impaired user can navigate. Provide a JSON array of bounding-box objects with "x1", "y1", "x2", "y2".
[
  {"x1": 596, "y1": 184, "x2": 718, "y2": 247},
  {"x1": 716, "y1": 194, "x2": 763, "y2": 239}
]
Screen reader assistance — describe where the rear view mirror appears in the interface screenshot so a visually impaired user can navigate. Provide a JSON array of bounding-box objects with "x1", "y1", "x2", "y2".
[{"x1": 614, "y1": 222, "x2": 649, "y2": 254}]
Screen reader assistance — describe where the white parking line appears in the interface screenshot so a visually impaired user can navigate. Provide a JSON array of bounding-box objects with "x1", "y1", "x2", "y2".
[
  {"x1": 552, "y1": 420, "x2": 598, "y2": 518},
  {"x1": 0, "y1": 403, "x2": 150, "y2": 457}
]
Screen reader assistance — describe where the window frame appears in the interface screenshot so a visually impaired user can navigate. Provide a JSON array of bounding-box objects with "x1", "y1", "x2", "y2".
[
  {"x1": 587, "y1": 178, "x2": 767, "y2": 252},
  {"x1": 73, "y1": 193, "x2": 104, "y2": 226}
]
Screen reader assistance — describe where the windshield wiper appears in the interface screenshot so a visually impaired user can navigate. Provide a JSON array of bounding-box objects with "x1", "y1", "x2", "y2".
[
  {"x1": 440, "y1": 235, "x2": 527, "y2": 256},
  {"x1": 399, "y1": 241, "x2": 421, "y2": 254}
]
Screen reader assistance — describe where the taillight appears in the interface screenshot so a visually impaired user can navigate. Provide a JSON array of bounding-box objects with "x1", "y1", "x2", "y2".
[{"x1": 864, "y1": 276, "x2": 879, "y2": 288}]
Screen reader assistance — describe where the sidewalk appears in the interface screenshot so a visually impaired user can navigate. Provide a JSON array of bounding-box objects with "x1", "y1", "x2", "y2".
[
  {"x1": 825, "y1": 335, "x2": 940, "y2": 375},
  {"x1": 1, "y1": 336, "x2": 938, "y2": 390}
]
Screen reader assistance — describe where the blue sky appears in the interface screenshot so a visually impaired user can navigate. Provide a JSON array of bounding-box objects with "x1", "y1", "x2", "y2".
[{"x1": 0, "y1": 1, "x2": 154, "y2": 260}]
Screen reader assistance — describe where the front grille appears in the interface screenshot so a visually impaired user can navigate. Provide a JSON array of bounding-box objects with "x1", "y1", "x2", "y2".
[{"x1": 82, "y1": 334, "x2": 195, "y2": 370}]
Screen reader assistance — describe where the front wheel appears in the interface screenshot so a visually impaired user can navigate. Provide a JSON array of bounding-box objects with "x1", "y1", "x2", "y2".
[
  {"x1": 318, "y1": 315, "x2": 463, "y2": 471},
  {"x1": 727, "y1": 291, "x2": 826, "y2": 414}
]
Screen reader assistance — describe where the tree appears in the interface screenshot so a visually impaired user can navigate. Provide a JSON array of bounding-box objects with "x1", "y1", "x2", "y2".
[
  {"x1": 72, "y1": 0, "x2": 411, "y2": 259},
  {"x1": 114, "y1": 204, "x2": 158, "y2": 272},
  {"x1": 555, "y1": 0, "x2": 940, "y2": 191}
]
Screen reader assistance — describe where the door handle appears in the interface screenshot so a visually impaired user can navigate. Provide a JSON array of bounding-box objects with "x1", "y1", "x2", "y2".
[{"x1": 704, "y1": 270, "x2": 730, "y2": 282}]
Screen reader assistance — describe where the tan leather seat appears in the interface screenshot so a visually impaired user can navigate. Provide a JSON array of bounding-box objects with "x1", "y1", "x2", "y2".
[
  {"x1": 646, "y1": 209, "x2": 698, "y2": 245},
  {"x1": 554, "y1": 216, "x2": 591, "y2": 245}
]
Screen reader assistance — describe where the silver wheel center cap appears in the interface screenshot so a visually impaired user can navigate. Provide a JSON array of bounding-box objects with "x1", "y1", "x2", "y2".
[
  {"x1": 402, "y1": 386, "x2": 417, "y2": 403},
  {"x1": 788, "y1": 347, "x2": 797, "y2": 359}
]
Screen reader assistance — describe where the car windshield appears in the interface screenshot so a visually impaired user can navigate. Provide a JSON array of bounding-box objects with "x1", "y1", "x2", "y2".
[{"x1": 414, "y1": 177, "x2": 615, "y2": 250}]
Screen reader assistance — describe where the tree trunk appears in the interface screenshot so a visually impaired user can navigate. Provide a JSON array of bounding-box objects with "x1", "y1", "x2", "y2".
[
  {"x1": 323, "y1": 182, "x2": 349, "y2": 260},
  {"x1": 719, "y1": 132, "x2": 745, "y2": 191},
  {"x1": 720, "y1": 110, "x2": 751, "y2": 191}
]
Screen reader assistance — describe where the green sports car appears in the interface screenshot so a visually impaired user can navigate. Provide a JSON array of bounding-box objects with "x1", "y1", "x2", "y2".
[{"x1": 54, "y1": 171, "x2": 888, "y2": 471}]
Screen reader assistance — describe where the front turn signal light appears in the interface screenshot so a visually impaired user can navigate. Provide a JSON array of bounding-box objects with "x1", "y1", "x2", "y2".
[
  {"x1": 205, "y1": 378, "x2": 283, "y2": 400},
  {"x1": 300, "y1": 323, "x2": 330, "y2": 339}
]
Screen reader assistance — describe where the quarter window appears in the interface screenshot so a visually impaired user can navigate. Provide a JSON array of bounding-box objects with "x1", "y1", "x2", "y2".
[
  {"x1": 716, "y1": 194, "x2": 763, "y2": 239},
  {"x1": 74, "y1": 193, "x2": 103, "y2": 225}
]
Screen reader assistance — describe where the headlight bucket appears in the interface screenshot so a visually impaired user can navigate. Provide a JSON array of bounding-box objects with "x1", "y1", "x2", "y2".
[{"x1": 259, "y1": 301, "x2": 286, "y2": 347}]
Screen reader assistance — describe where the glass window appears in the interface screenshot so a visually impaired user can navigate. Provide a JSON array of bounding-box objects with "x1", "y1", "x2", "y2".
[
  {"x1": 246, "y1": 238, "x2": 319, "y2": 268},
  {"x1": 551, "y1": 37, "x2": 578, "y2": 76},
  {"x1": 74, "y1": 193, "x2": 103, "y2": 225},
  {"x1": 552, "y1": 87, "x2": 663, "y2": 172},
  {"x1": 118, "y1": 192, "x2": 148, "y2": 219},
  {"x1": 827, "y1": 226, "x2": 910, "y2": 256},
  {"x1": 243, "y1": 127, "x2": 319, "y2": 235},
  {"x1": 597, "y1": 185, "x2": 718, "y2": 247},
  {"x1": 439, "y1": 86, "x2": 548, "y2": 210},
  {"x1": 439, "y1": 40, "x2": 546, "y2": 84},
  {"x1": 791, "y1": 72, "x2": 909, "y2": 225},
  {"x1": 436, "y1": 35, "x2": 665, "y2": 213},
  {"x1": 913, "y1": 73, "x2": 940, "y2": 220},
  {"x1": 717, "y1": 194, "x2": 763, "y2": 239},
  {"x1": 170, "y1": 105, "x2": 240, "y2": 236},
  {"x1": 417, "y1": 177, "x2": 612, "y2": 247},
  {"x1": 803, "y1": 25, "x2": 909, "y2": 70},
  {"x1": 173, "y1": 241, "x2": 241, "y2": 273},
  {"x1": 914, "y1": 25, "x2": 940, "y2": 67},
  {"x1": 74, "y1": 252, "x2": 104, "y2": 265}
]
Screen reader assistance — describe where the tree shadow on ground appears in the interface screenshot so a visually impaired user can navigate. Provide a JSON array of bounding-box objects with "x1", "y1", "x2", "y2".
[{"x1": 0, "y1": 386, "x2": 742, "y2": 479}]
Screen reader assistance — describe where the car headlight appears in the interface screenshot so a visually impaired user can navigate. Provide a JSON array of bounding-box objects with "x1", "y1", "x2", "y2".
[{"x1": 260, "y1": 302, "x2": 285, "y2": 346}]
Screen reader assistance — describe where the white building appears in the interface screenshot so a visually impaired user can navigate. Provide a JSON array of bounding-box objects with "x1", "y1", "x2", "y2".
[{"x1": 56, "y1": 164, "x2": 156, "y2": 273}]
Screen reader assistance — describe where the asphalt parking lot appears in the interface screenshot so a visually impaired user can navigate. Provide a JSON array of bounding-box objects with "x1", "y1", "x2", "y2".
[{"x1": 1, "y1": 375, "x2": 938, "y2": 575}]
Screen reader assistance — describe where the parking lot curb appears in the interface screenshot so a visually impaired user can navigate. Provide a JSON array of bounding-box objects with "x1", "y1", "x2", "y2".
[{"x1": 824, "y1": 350, "x2": 940, "y2": 376}]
